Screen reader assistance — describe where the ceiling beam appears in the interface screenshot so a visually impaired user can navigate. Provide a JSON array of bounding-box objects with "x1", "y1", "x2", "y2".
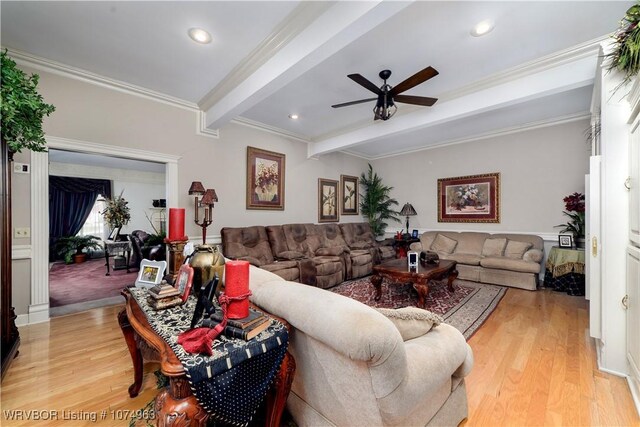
[
  {"x1": 307, "y1": 54, "x2": 599, "y2": 158},
  {"x1": 202, "y1": 1, "x2": 412, "y2": 130}
]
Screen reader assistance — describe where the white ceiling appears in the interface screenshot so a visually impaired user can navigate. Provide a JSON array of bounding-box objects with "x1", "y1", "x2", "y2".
[{"x1": 1, "y1": 1, "x2": 632, "y2": 159}]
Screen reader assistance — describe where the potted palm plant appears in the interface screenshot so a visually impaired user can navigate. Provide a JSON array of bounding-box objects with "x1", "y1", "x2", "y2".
[
  {"x1": 360, "y1": 164, "x2": 400, "y2": 238},
  {"x1": 55, "y1": 235, "x2": 102, "y2": 264}
]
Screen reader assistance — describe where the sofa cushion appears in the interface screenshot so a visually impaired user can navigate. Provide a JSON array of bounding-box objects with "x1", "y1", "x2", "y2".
[
  {"x1": 431, "y1": 234, "x2": 458, "y2": 254},
  {"x1": 376, "y1": 307, "x2": 442, "y2": 341},
  {"x1": 261, "y1": 260, "x2": 299, "y2": 272},
  {"x1": 277, "y1": 250, "x2": 306, "y2": 260},
  {"x1": 504, "y1": 240, "x2": 533, "y2": 259},
  {"x1": 237, "y1": 256, "x2": 264, "y2": 267},
  {"x1": 315, "y1": 246, "x2": 346, "y2": 256},
  {"x1": 481, "y1": 238, "x2": 507, "y2": 257},
  {"x1": 440, "y1": 252, "x2": 481, "y2": 266},
  {"x1": 480, "y1": 257, "x2": 541, "y2": 274},
  {"x1": 523, "y1": 248, "x2": 544, "y2": 263}
]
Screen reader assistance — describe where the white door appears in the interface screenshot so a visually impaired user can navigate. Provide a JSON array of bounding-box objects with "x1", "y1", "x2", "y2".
[{"x1": 588, "y1": 155, "x2": 602, "y2": 339}]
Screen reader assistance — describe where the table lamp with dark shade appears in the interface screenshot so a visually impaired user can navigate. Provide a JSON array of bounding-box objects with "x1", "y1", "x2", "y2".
[
  {"x1": 189, "y1": 181, "x2": 218, "y2": 244},
  {"x1": 400, "y1": 202, "x2": 417, "y2": 235}
]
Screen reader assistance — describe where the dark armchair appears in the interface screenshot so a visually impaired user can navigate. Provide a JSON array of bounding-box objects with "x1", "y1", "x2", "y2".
[{"x1": 129, "y1": 230, "x2": 165, "y2": 270}]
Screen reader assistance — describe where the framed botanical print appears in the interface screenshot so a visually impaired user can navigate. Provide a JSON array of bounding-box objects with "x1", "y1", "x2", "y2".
[
  {"x1": 340, "y1": 174, "x2": 359, "y2": 215},
  {"x1": 437, "y1": 172, "x2": 500, "y2": 223},
  {"x1": 246, "y1": 146, "x2": 285, "y2": 210},
  {"x1": 318, "y1": 178, "x2": 339, "y2": 222}
]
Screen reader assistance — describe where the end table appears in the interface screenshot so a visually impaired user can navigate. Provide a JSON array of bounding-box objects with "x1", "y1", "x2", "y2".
[{"x1": 543, "y1": 246, "x2": 585, "y2": 296}]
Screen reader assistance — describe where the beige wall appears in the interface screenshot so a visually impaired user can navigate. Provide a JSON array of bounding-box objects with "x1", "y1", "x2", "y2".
[
  {"x1": 10, "y1": 65, "x2": 369, "y2": 316},
  {"x1": 10, "y1": 63, "x2": 590, "y2": 319},
  {"x1": 372, "y1": 119, "x2": 591, "y2": 234}
]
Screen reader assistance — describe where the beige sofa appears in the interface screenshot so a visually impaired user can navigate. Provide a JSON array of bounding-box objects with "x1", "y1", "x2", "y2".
[
  {"x1": 249, "y1": 265, "x2": 474, "y2": 427},
  {"x1": 410, "y1": 231, "x2": 544, "y2": 291}
]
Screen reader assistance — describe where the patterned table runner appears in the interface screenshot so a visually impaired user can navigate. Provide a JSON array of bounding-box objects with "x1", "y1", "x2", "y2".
[{"x1": 129, "y1": 288, "x2": 288, "y2": 426}]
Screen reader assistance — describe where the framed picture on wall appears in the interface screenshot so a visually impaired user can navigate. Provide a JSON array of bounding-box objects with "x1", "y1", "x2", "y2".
[
  {"x1": 318, "y1": 178, "x2": 339, "y2": 222},
  {"x1": 437, "y1": 172, "x2": 500, "y2": 223},
  {"x1": 246, "y1": 146, "x2": 285, "y2": 210},
  {"x1": 340, "y1": 175, "x2": 359, "y2": 215}
]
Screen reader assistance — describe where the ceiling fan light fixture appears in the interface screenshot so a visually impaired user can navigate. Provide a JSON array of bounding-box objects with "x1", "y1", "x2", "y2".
[
  {"x1": 373, "y1": 103, "x2": 397, "y2": 121},
  {"x1": 470, "y1": 20, "x2": 494, "y2": 37},
  {"x1": 188, "y1": 28, "x2": 212, "y2": 44}
]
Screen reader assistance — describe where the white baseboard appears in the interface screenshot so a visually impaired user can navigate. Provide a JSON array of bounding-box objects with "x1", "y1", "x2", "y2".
[
  {"x1": 628, "y1": 375, "x2": 640, "y2": 418},
  {"x1": 15, "y1": 314, "x2": 29, "y2": 327},
  {"x1": 27, "y1": 303, "x2": 50, "y2": 324}
]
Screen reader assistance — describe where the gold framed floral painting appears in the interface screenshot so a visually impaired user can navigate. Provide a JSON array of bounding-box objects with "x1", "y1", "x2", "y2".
[
  {"x1": 318, "y1": 178, "x2": 339, "y2": 222},
  {"x1": 437, "y1": 172, "x2": 500, "y2": 223},
  {"x1": 246, "y1": 146, "x2": 285, "y2": 210},
  {"x1": 340, "y1": 174, "x2": 359, "y2": 215}
]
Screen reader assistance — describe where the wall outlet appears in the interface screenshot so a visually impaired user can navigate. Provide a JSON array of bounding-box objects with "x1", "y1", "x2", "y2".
[
  {"x1": 14, "y1": 227, "x2": 31, "y2": 238},
  {"x1": 13, "y1": 163, "x2": 30, "y2": 174}
]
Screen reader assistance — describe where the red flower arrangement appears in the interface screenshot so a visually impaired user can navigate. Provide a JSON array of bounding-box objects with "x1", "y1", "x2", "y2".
[{"x1": 556, "y1": 192, "x2": 585, "y2": 239}]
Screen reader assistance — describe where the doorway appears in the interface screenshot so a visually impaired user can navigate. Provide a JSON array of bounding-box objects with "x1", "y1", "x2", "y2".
[{"x1": 27, "y1": 136, "x2": 179, "y2": 324}]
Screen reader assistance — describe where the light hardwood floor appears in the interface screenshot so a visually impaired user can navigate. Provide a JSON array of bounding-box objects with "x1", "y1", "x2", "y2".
[{"x1": 1, "y1": 288, "x2": 638, "y2": 426}]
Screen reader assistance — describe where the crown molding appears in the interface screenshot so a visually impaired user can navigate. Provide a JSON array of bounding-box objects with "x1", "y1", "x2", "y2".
[
  {"x1": 45, "y1": 136, "x2": 181, "y2": 164},
  {"x1": 344, "y1": 111, "x2": 591, "y2": 160},
  {"x1": 438, "y1": 35, "x2": 607, "y2": 104},
  {"x1": 198, "y1": 2, "x2": 333, "y2": 112},
  {"x1": 196, "y1": 111, "x2": 220, "y2": 138},
  {"x1": 5, "y1": 47, "x2": 199, "y2": 112},
  {"x1": 232, "y1": 117, "x2": 311, "y2": 143}
]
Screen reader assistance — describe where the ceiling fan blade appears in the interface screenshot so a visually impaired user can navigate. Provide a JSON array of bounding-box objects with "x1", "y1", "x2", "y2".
[
  {"x1": 390, "y1": 66, "x2": 439, "y2": 96},
  {"x1": 331, "y1": 97, "x2": 377, "y2": 108},
  {"x1": 348, "y1": 74, "x2": 382, "y2": 95},
  {"x1": 393, "y1": 94, "x2": 438, "y2": 107}
]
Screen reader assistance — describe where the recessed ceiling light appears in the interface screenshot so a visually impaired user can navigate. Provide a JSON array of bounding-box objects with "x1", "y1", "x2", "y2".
[
  {"x1": 288, "y1": 114, "x2": 299, "y2": 120},
  {"x1": 470, "y1": 20, "x2": 494, "y2": 37},
  {"x1": 188, "y1": 28, "x2": 212, "y2": 44}
]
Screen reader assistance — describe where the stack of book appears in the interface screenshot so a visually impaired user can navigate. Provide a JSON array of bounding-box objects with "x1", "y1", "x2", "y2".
[
  {"x1": 203, "y1": 307, "x2": 270, "y2": 340},
  {"x1": 147, "y1": 283, "x2": 182, "y2": 310}
]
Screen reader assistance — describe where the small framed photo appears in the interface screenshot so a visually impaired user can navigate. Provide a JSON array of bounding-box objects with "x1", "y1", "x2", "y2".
[
  {"x1": 558, "y1": 234, "x2": 573, "y2": 248},
  {"x1": 412, "y1": 229, "x2": 419, "y2": 239},
  {"x1": 175, "y1": 264, "x2": 194, "y2": 303},
  {"x1": 136, "y1": 259, "x2": 167, "y2": 288}
]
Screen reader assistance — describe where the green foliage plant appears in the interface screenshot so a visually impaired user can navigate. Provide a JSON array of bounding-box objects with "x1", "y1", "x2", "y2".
[
  {"x1": 359, "y1": 163, "x2": 400, "y2": 238},
  {"x1": 607, "y1": 3, "x2": 640, "y2": 87},
  {"x1": 55, "y1": 235, "x2": 102, "y2": 263},
  {"x1": 1, "y1": 50, "x2": 55, "y2": 153}
]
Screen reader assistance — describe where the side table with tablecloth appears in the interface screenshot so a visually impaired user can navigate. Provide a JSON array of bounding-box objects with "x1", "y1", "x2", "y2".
[
  {"x1": 543, "y1": 246, "x2": 586, "y2": 296},
  {"x1": 103, "y1": 239, "x2": 132, "y2": 276},
  {"x1": 119, "y1": 287, "x2": 295, "y2": 427}
]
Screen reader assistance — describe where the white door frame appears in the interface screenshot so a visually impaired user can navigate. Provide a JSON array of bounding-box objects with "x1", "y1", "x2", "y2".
[{"x1": 28, "y1": 136, "x2": 180, "y2": 324}]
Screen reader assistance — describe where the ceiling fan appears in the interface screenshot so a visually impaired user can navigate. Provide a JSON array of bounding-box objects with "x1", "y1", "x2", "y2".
[{"x1": 331, "y1": 66, "x2": 439, "y2": 121}]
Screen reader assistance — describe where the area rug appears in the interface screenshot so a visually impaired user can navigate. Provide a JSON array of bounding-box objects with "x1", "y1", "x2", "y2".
[
  {"x1": 49, "y1": 258, "x2": 136, "y2": 309},
  {"x1": 330, "y1": 276, "x2": 506, "y2": 339}
]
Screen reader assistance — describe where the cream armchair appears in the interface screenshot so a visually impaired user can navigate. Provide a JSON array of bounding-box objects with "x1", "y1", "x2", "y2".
[{"x1": 248, "y1": 265, "x2": 473, "y2": 427}]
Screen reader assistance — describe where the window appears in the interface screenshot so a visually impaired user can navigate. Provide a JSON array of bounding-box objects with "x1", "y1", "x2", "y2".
[{"x1": 77, "y1": 197, "x2": 106, "y2": 238}]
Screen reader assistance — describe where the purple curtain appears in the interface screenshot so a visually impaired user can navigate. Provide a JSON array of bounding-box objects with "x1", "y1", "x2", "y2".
[{"x1": 49, "y1": 176, "x2": 112, "y2": 257}]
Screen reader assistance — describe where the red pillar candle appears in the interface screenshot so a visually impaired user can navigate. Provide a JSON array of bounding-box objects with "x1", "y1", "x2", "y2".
[
  {"x1": 168, "y1": 208, "x2": 186, "y2": 241},
  {"x1": 224, "y1": 260, "x2": 250, "y2": 319}
]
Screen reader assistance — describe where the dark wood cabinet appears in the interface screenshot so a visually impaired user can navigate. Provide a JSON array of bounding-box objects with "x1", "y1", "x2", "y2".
[{"x1": 1, "y1": 140, "x2": 21, "y2": 380}]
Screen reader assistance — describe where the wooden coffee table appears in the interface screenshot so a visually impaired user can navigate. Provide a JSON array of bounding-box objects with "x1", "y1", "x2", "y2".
[{"x1": 371, "y1": 258, "x2": 458, "y2": 308}]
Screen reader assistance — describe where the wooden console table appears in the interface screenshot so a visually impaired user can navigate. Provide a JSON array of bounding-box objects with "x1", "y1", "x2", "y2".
[{"x1": 118, "y1": 289, "x2": 295, "y2": 426}]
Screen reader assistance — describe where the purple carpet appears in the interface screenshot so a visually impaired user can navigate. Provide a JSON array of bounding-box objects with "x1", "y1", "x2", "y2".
[
  {"x1": 49, "y1": 258, "x2": 136, "y2": 307},
  {"x1": 330, "y1": 276, "x2": 507, "y2": 339}
]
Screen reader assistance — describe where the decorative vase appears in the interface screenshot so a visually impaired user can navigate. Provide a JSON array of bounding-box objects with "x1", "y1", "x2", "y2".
[
  {"x1": 189, "y1": 244, "x2": 225, "y2": 296},
  {"x1": 575, "y1": 237, "x2": 586, "y2": 249}
]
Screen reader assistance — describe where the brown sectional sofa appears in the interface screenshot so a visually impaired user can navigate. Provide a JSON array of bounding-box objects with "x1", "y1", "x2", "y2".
[
  {"x1": 410, "y1": 231, "x2": 544, "y2": 290},
  {"x1": 221, "y1": 222, "x2": 395, "y2": 288}
]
